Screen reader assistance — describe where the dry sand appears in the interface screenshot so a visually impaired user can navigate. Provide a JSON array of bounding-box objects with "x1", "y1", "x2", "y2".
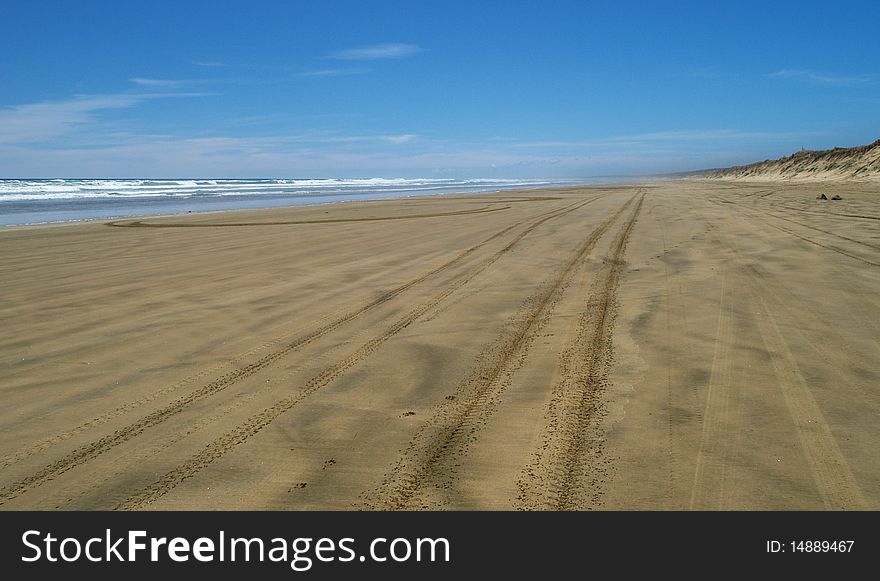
[{"x1": 1, "y1": 181, "x2": 878, "y2": 510}]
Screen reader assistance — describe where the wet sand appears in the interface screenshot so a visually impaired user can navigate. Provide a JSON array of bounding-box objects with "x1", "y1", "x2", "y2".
[{"x1": 1, "y1": 181, "x2": 878, "y2": 510}]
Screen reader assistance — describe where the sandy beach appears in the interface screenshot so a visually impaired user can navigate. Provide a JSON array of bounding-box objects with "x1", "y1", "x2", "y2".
[{"x1": 1, "y1": 181, "x2": 878, "y2": 510}]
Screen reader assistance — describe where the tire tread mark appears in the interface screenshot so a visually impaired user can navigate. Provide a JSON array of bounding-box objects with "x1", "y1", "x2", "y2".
[
  {"x1": 714, "y1": 221, "x2": 869, "y2": 510},
  {"x1": 0, "y1": 200, "x2": 595, "y2": 504},
  {"x1": 106, "y1": 205, "x2": 509, "y2": 228},
  {"x1": 360, "y1": 194, "x2": 641, "y2": 510},
  {"x1": 710, "y1": 199, "x2": 880, "y2": 266},
  {"x1": 108, "y1": 198, "x2": 597, "y2": 509},
  {"x1": 688, "y1": 265, "x2": 735, "y2": 509},
  {"x1": 773, "y1": 199, "x2": 880, "y2": 222},
  {"x1": 753, "y1": 290, "x2": 868, "y2": 509},
  {"x1": 726, "y1": 198, "x2": 880, "y2": 252},
  {"x1": 516, "y1": 192, "x2": 645, "y2": 510},
  {"x1": 0, "y1": 200, "x2": 593, "y2": 474}
]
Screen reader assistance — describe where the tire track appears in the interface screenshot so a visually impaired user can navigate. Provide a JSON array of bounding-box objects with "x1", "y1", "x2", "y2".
[
  {"x1": 106, "y1": 205, "x2": 509, "y2": 228},
  {"x1": 515, "y1": 193, "x2": 645, "y2": 510},
  {"x1": 710, "y1": 199, "x2": 880, "y2": 267},
  {"x1": 657, "y1": 211, "x2": 696, "y2": 508},
  {"x1": 711, "y1": 222, "x2": 869, "y2": 510},
  {"x1": 751, "y1": 291, "x2": 868, "y2": 509},
  {"x1": 740, "y1": 260, "x2": 880, "y2": 388},
  {"x1": 108, "y1": 197, "x2": 601, "y2": 509},
  {"x1": 722, "y1": 198, "x2": 880, "y2": 252},
  {"x1": 703, "y1": 207, "x2": 880, "y2": 326},
  {"x1": 772, "y1": 200, "x2": 880, "y2": 222},
  {"x1": 0, "y1": 199, "x2": 599, "y2": 504},
  {"x1": 59, "y1": 322, "x2": 367, "y2": 509},
  {"x1": 659, "y1": 218, "x2": 680, "y2": 507},
  {"x1": 463, "y1": 196, "x2": 564, "y2": 203},
  {"x1": 0, "y1": 199, "x2": 596, "y2": 475},
  {"x1": 748, "y1": 216, "x2": 880, "y2": 267},
  {"x1": 362, "y1": 192, "x2": 643, "y2": 510},
  {"x1": 688, "y1": 265, "x2": 736, "y2": 509}
]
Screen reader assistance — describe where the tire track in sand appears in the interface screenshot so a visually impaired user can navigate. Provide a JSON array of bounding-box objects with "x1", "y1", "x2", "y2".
[
  {"x1": 515, "y1": 193, "x2": 645, "y2": 510},
  {"x1": 0, "y1": 200, "x2": 594, "y2": 475},
  {"x1": 0, "y1": 199, "x2": 598, "y2": 505},
  {"x1": 709, "y1": 199, "x2": 880, "y2": 267},
  {"x1": 752, "y1": 296, "x2": 868, "y2": 509},
  {"x1": 721, "y1": 198, "x2": 880, "y2": 252},
  {"x1": 751, "y1": 289, "x2": 868, "y2": 509},
  {"x1": 362, "y1": 192, "x2": 644, "y2": 510},
  {"x1": 107, "y1": 198, "x2": 601, "y2": 510},
  {"x1": 688, "y1": 264, "x2": 736, "y2": 509},
  {"x1": 715, "y1": 223, "x2": 869, "y2": 510},
  {"x1": 771, "y1": 199, "x2": 880, "y2": 222},
  {"x1": 105, "y1": 205, "x2": 509, "y2": 228}
]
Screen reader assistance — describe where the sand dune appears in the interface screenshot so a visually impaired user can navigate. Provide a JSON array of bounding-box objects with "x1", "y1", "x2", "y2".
[
  {"x1": 1, "y1": 182, "x2": 878, "y2": 510},
  {"x1": 700, "y1": 139, "x2": 880, "y2": 182}
]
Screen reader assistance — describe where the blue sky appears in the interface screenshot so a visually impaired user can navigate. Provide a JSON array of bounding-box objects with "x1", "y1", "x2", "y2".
[{"x1": 0, "y1": 0, "x2": 878, "y2": 178}]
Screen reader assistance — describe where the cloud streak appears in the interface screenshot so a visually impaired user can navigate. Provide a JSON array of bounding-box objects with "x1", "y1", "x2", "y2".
[
  {"x1": 0, "y1": 94, "x2": 145, "y2": 144},
  {"x1": 271, "y1": 133, "x2": 419, "y2": 145},
  {"x1": 512, "y1": 129, "x2": 807, "y2": 149},
  {"x1": 607, "y1": 129, "x2": 805, "y2": 143},
  {"x1": 383, "y1": 134, "x2": 418, "y2": 144},
  {"x1": 190, "y1": 60, "x2": 227, "y2": 68},
  {"x1": 770, "y1": 69, "x2": 875, "y2": 86},
  {"x1": 328, "y1": 43, "x2": 423, "y2": 60},
  {"x1": 299, "y1": 68, "x2": 370, "y2": 77},
  {"x1": 0, "y1": 128, "x2": 797, "y2": 179},
  {"x1": 129, "y1": 77, "x2": 190, "y2": 87},
  {"x1": 0, "y1": 92, "x2": 213, "y2": 144}
]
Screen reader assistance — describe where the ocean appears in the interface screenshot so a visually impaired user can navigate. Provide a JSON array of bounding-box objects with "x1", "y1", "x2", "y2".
[{"x1": 0, "y1": 177, "x2": 590, "y2": 227}]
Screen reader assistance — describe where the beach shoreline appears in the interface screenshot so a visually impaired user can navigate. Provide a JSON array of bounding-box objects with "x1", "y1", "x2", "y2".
[
  {"x1": 0, "y1": 177, "x2": 623, "y2": 229},
  {"x1": 0, "y1": 183, "x2": 590, "y2": 232}
]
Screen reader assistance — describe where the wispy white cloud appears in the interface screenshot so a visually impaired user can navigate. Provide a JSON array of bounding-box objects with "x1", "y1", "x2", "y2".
[
  {"x1": 190, "y1": 60, "x2": 227, "y2": 68},
  {"x1": 0, "y1": 128, "x2": 782, "y2": 178},
  {"x1": 607, "y1": 129, "x2": 804, "y2": 142},
  {"x1": 130, "y1": 78, "x2": 224, "y2": 89},
  {"x1": 512, "y1": 129, "x2": 806, "y2": 149},
  {"x1": 0, "y1": 92, "x2": 213, "y2": 144},
  {"x1": 129, "y1": 77, "x2": 189, "y2": 87},
  {"x1": 299, "y1": 68, "x2": 370, "y2": 77},
  {"x1": 0, "y1": 88, "x2": 417, "y2": 153},
  {"x1": 0, "y1": 137, "x2": 573, "y2": 177},
  {"x1": 0, "y1": 94, "x2": 145, "y2": 144},
  {"x1": 511, "y1": 129, "x2": 805, "y2": 148},
  {"x1": 273, "y1": 133, "x2": 419, "y2": 145},
  {"x1": 384, "y1": 134, "x2": 418, "y2": 144},
  {"x1": 770, "y1": 69, "x2": 875, "y2": 86},
  {"x1": 328, "y1": 43, "x2": 423, "y2": 60},
  {"x1": 512, "y1": 140, "x2": 590, "y2": 148}
]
